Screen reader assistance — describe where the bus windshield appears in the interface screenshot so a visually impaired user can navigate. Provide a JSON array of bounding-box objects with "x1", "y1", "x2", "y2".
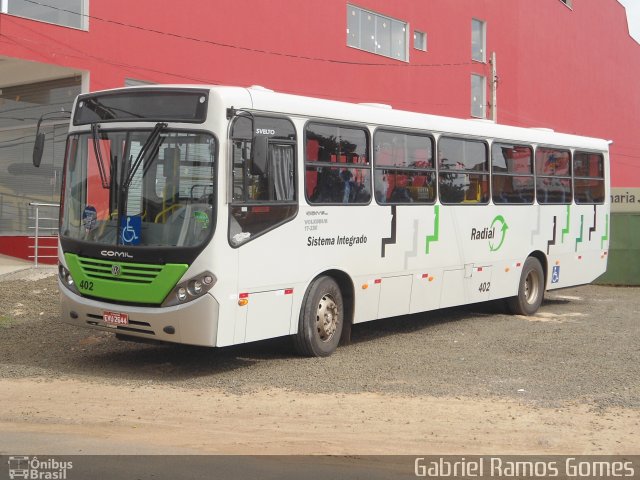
[{"x1": 60, "y1": 129, "x2": 216, "y2": 248}]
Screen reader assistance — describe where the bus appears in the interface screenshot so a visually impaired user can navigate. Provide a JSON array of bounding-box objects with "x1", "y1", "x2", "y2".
[{"x1": 34, "y1": 85, "x2": 610, "y2": 357}]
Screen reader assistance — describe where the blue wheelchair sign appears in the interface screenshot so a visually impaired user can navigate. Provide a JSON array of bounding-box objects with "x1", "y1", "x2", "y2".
[
  {"x1": 551, "y1": 265, "x2": 560, "y2": 284},
  {"x1": 120, "y1": 215, "x2": 141, "y2": 245}
]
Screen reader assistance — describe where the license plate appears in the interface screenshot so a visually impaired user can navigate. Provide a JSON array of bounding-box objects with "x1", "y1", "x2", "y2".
[{"x1": 103, "y1": 311, "x2": 129, "y2": 326}]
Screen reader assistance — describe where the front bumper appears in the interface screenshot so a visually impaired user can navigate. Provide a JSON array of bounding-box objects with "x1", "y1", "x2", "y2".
[{"x1": 58, "y1": 278, "x2": 220, "y2": 347}]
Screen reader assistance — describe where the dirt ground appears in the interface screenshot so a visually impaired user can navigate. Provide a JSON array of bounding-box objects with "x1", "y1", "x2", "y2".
[
  {"x1": 0, "y1": 269, "x2": 639, "y2": 455},
  {"x1": 1, "y1": 378, "x2": 639, "y2": 455}
]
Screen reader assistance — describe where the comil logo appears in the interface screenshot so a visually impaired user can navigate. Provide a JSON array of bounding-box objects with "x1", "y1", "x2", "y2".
[
  {"x1": 7, "y1": 456, "x2": 73, "y2": 479},
  {"x1": 100, "y1": 250, "x2": 133, "y2": 259}
]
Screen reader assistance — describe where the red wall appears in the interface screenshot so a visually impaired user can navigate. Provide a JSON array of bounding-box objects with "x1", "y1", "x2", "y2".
[{"x1": 0, "y1": 0, "x2": 638, "y2": 187}]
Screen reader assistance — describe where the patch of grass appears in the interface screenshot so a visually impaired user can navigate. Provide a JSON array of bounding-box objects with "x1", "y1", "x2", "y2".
[{"x1": 0, "y1": 315, "x2": 15, "y2": 328}]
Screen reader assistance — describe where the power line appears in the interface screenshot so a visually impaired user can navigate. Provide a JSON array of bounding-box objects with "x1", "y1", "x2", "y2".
[{"x1": 16, "y1": 0, "x2": 473, "y2": 69}]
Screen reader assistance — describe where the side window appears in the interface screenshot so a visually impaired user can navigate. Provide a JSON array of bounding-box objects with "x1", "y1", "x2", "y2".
[
  {"x1": 573, "y1": 151, "x2": 605, "y2": 204},
  {"x1": 374, "y1": 130, "x2": 435, "y2": 204},
  {"x1": 491, "y1": 143, "x2": 534, "y2": 204},
  {"x1": 229, "y1": 116, "x2": 297, "y2": 246},
  {"x1": 305, "y1": 123, "x2": 371, "y2": 204},
  {"x1": 535, "y1": 147, "x2": 571, "y2": 204},
  {"x1": 438, "y1": 137, "x2": 489, "y2": 204}
]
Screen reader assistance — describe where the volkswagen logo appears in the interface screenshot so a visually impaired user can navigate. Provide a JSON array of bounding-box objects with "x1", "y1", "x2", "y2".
[{"x1": 111, "y1": 264, "x2": 122, "y2": 276}]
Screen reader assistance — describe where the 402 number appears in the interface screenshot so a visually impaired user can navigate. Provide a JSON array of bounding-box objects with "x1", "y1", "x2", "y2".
[
  {"x1": 79, "y1": 280, "x2": 94, "y2": 291},
  {"x1": 478, "y1": 282, "x2": 491, "y2": 293}
]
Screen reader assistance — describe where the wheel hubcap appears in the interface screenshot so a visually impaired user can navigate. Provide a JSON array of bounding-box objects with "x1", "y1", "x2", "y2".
[
  {"x1": 316, "y1": 294, "x2": 339, "y2": 342},
  {"x1": 524, "y1": 271, "x2": 539, "y2": 304}
]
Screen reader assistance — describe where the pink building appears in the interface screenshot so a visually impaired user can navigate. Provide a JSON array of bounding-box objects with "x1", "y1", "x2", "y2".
[{"x1": 0, "y1": 0, "x2": 638, "y2": 280}]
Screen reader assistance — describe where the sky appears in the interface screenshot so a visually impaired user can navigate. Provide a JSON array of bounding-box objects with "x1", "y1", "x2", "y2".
[{"x1": 618, "y1": 0, "x2": 640, "y2": 42}]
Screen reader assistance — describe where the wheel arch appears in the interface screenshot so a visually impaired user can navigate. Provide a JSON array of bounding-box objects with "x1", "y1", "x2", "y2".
[{"x1": 528, "y1": 250, "x2": 548, "y2": 288}]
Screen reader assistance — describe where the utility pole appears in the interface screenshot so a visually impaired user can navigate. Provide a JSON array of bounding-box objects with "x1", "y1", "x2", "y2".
[{"x1": 491, "y1": 51, "x2": 498, "y2": 123}]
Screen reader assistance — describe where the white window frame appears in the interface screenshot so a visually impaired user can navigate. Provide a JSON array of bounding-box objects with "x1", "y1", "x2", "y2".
[
  {"x1": 471, "y1": 74, "x2": 486, "y2": 119},
  {"x1": 1, "y1": 0, "x2": 89, "y2": 30},
  {"x1": 414, "y1": 30, "x2": 427, "y2": 51},
  {"x1": 471, "y1": 18, "x2": 486, "y2": 63},
  {"x1": 347, "y1": 4, "x2": 409, "y2": 62}
]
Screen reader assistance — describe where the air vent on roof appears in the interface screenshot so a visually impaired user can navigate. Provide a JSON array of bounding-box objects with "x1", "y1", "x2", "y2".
[
  {"x1": 248, "y1": 85, "x2": 274, "y2": 92},
  {"x1": 359, "y1": 103, "x2": 393, "y2": 109},
  {"x1": 529, "y1": 127, "x2": 555, "y2": 132}
]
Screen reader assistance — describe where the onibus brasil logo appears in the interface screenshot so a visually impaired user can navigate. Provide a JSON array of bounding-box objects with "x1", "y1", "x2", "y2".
[
  {"x1": 7, "y1": 456, "x2": 73, "y2": 479},
  {"x1": 470, "y1": 215, "x2": 509, "y2": 252}
]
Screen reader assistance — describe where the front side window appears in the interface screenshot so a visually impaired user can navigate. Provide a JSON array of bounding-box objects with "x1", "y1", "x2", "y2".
[
  {"x1": 573, "y1": 151, "x2": 605, "y2": 204},
  {"x1": 305, "y1": 123, "x2": 371, "y2": 205},
  {"x1": 347, "y1": 4, "x2": 408, "y2": 61},
  {"x1": 535, "y1": 147, "x2": 571, "y2": 204},
  {"x1": 5, "y1": 0, "x2": 87, "y2": 29},
  {"x1": 229, "y1": 116, "x2": 297, "y2": 246},
  {"x1": 374, "y1": 130, "x2": 435, "y2": 204},
  {"x1": 491, "y1": 143, "x2": 534, "y2": 204},
  {"x1": 438, "y1": 137, "x2": 489, "y2": 204},
  {"x1": 60, "y1": 129, "x2": 216, "y2": 248}
]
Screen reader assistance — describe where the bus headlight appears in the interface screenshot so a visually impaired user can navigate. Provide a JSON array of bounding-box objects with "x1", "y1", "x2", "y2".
[
  {"x1": 58, "y1": 264, "x2": 80, "y2": 295},
  {"x1": 162, "y1": 271, "x2": 217, "y2": 307}
]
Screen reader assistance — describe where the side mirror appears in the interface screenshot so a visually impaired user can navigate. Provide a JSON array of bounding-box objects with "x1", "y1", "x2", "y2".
[
  {"x1": 33, "y1": 133, "x2": 45, "y2": 168},
  {"x1": 251, "y1": 135, "x2": 269, "y2": 175}
]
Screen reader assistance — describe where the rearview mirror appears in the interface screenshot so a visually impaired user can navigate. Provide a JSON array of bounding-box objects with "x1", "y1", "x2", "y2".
[
  {"x1": 251, "y1": 135, "x2": 269, "y2": 175},
  {"x1": 33, "y1": 133, "x2": 45, "y2": 168}
]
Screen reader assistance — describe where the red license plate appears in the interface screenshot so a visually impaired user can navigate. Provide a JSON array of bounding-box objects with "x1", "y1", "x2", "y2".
[{"x1": 103, "y1": 311, "x2": 129, "y2": 326}]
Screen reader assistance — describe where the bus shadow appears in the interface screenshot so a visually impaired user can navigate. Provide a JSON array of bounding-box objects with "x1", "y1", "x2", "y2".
[{"x1": 349, "y1": 301, "x2": 506, "y2": 345}]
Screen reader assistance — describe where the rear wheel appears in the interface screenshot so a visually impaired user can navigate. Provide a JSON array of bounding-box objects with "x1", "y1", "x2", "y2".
[
  {"x1": 507, "y1": 257, "x2": 545, "y2": 315},
  {"x1": 293, "y1": 276, "x2": 343, "y2": 357}
]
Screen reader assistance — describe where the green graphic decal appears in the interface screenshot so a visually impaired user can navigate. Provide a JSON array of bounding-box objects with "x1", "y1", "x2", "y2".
[
  {"x1": 575, "y1": 215, "x2": 584, "y2": 252},
  {"x1": 562, "y1": 205, "x2": 571, "y2": 243},
  {"x1": 489, "y1": 215, "x2": 509, "y2": 252},
  {"x1": 194, "y1": 211, "x2": 210, "y2": 229},
  {"x1": 65, "y1": 253, "x2": 188, "y2": 304},
  {"x1": 601, "y1": 214, "x2": 609, "y2": 249},
  {"x1": 425, "y1": 205, "x2": 440, "y2": 254}
]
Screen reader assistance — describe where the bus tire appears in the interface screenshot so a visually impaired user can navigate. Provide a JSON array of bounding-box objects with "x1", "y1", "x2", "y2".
[
  {"x1": 293, "y1": 276, "x2": 343, "y2": 357},
  {"x1": 507, "y1": 256, "x2": 545, "y2": 315}
]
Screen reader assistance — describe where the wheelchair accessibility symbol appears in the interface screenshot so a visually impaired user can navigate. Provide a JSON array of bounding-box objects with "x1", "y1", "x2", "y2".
[
  {"x1": 120, "y1": 215, "x2": 141, "y2": 245},
  {"x1": 551, "y1": 265, "x2": 560, "y2": 284}
]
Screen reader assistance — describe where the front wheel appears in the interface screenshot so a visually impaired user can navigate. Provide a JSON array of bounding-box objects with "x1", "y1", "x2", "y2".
[
  {"x1": 507, "y1": 257, "x2": 545, "y2": 315},
  {"x1": 293, "y1": 276, "x2": 343, "y2": 357}
]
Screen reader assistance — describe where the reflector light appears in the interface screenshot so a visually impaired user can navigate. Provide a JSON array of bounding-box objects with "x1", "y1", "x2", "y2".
[
  {"x1": 422, "y1": 273, "x2": 429, "y2": 278},
  {"x1": 284, "y1": 289, "x2": 293, "y2": 295},
  {"x1": 239, "y1": 293, "x2": 249, "y2": 299},
  {"x1": 374, "y1": 279, "x2": 382, "y2": 284}
]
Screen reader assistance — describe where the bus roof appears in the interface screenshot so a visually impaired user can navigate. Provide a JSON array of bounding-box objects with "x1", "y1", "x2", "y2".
[{"x1": 83, "y1": 84, "x2": 611, "y2": 151}]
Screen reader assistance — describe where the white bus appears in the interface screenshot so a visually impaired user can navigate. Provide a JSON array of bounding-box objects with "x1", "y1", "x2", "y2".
[{"x1": 36, "y1": 85, "x2": 610, "y2": 356}]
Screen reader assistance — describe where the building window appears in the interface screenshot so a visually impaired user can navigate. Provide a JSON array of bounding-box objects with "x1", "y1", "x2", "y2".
[
  {"x1": 471, "y1": 18, "x2": 486, "y2": 62},
  {"x1": 414, "y1": 31, "x2": 427, "y2": 51},
  {"x1": 559, "y1": 0, "x2": 573, "y2": 8},
  {"x1": 347, "y1": 5, "x2": 408, "y2": 62},
  {"x1": 3, "y1": 0, "x2": 88, "y2": 30},
  {"x1": 471, "y1": 74, "x2": 486, "y2": 118},
  {"x1": 0, "y1": 77, "x2": 82, "y2": 235}
]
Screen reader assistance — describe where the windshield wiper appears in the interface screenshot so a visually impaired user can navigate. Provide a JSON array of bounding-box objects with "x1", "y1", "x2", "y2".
[
  {"x1": 84, "y1": 97, "x2": 145, "y2": 121},
  {"x1": 123, "y1": 122, "x2": 167, "y2": 191},
  {"x1": 90, "y1": 123, "x2": 110, "y2": 189}
]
